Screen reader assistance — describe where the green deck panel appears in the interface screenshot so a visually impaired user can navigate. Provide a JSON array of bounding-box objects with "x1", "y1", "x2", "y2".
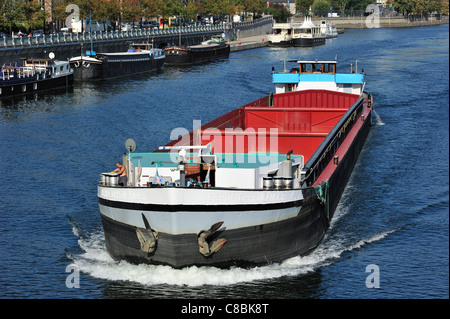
[{"x1": 128, "y1": 152, "x2": 302, "y2": 169}]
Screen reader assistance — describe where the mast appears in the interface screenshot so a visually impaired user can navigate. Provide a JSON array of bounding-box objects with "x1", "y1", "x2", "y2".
[{"x1": 89, "y1": 11, "x2": 93, "y2": 54}]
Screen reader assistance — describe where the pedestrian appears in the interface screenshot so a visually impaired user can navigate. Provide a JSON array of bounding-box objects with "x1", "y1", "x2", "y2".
[{"x1": 112, "y1": 161, "x2": 128, "y2": 186}]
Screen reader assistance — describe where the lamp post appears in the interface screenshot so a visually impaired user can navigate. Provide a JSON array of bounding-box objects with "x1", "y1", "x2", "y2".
[{"x1": 41, "y1": 2, "x2": 46, "y2": 34}]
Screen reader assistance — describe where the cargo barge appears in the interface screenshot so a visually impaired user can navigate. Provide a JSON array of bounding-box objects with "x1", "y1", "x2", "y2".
[{"x1": 97, "y1": 59, "x2": 374, "y2": 268}]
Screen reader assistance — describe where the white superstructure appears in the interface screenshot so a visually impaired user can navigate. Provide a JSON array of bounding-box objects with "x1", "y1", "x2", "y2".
[{"x1": 272, "y1": 60, "x2": 365, "y2": 95}]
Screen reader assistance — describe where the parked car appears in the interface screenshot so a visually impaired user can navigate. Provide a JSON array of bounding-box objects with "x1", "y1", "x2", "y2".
[
  {"x1": 139, "y1": 21, "x2": 158, "y2": 29},
  {"x1": 60, "y1": 27, "x2": 72, "y2": 35},
  {"x1": 32, "y1": 29, "x2": 44, "y2": 37},
  {"x1": 121, "y1": 24, "x2": 132, "y2": 32}
]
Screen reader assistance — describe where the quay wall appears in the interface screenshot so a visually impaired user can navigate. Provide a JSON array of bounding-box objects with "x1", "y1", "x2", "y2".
[
  {"x1": 305, "y1": 15, "x2": 449, "y2": 29},
  {"x1": 230, "y1": 16, "x2": 273, "y2": 39}
]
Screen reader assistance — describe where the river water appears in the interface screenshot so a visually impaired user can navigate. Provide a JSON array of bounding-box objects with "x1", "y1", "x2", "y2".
[{"x1": 0, "y1": 25, "x2": 448, "y2": 300}]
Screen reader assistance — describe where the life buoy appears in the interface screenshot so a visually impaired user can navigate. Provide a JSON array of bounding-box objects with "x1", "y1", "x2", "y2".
[
  {"x1": 73, "y1": 61, "x2": 80, "y2": 68},
  {"x1": 82, "y1": 61, "x2": 90, "y2": 68}
]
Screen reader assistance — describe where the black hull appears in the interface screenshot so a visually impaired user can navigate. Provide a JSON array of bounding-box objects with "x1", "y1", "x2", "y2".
[
  {"x1": 98, "y1": 106, "x2": 372, "y2": 268},
  {"x1": 164, "y1": 45, "x2": 230, "y2": 66},
  {"x1": 0, "y1": 74, "x2": 74, "y2": 98},
  {"x1": 292, "y1": 37, "x2": 326, "y2": 47},
  {"x1": 268, "y1": 40, "x2": 293, "y2": 47},
  {"x1": 328, "y1": 112, "x2": 371, "y2": 219},
  {"x1": 71, "y1": 57, "x2": 164, "y2": 81},
  {"x1": 100, "y1": 188, "x2": 327, "y2": 269}
]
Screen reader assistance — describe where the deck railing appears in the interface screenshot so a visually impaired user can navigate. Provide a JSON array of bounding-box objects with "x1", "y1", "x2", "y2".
[{"x1": 303, "y1": 94, "x2": 369, "y2": 186}]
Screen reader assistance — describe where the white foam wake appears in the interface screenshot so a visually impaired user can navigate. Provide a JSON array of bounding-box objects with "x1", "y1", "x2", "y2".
[{"x1": 68, "y1": 224, "x2": 397, "y2": 287}]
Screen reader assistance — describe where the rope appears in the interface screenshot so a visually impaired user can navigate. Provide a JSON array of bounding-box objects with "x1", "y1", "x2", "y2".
[{"x1": 314, "y1": 179, "x2": 330, "y2": 226}]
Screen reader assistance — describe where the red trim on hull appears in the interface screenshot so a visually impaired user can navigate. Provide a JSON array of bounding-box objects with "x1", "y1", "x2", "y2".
[{"x1": 313, "y1": 106, "x2": 372, "y2": 186}]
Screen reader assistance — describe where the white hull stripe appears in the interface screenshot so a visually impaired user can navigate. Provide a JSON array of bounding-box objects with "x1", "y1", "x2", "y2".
[
  {"x1": 98, "y1": 203, "x2": 302, "y2": 234},
  {"x1": 97, "y1": 196, "x2": 303, "y2": 212}
]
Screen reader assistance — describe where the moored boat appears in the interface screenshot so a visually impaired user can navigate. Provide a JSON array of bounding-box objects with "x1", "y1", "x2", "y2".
[
  {"x1": 69, "y1": 43, "x2": 165, "y2": 81},
  {"x1": 268, "y1": 23, "x2": 293, "y2": 47},
  {"x1": 0, "y1": 57, "x2": 73, "y2": 98},
  {"x1": 164, "y1": 35, "x2": 230, "y2": 65},
  {"x1": 292, "y1": 17, "x2": 326, "y2": 47},
  {"x1": 320, "y1": 20, "x2": 338, "y2": 38},
  {"x1": 97, "y1": 58, "x2": 374, "y2": 269}
]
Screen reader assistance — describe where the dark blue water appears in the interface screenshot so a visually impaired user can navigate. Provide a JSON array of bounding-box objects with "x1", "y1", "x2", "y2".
[{"x1": 1, "y1": 25, "x2": 448, "y2": 300}]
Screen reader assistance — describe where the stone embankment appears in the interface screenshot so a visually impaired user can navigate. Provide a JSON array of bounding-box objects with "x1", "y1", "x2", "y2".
[
  {"x1": 310, "y1": 15, "x2": 449, "y2": 29},
  {"x1": 228, "y1": 35, "x2": 269, "y2": 52}
]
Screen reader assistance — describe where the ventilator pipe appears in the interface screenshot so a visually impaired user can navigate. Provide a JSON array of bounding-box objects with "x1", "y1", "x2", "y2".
[
  {"x1": 286, "y1": 149, "x2": 293, "y2": 160},
  {"x1": 178, "y1": 161, "x2": 186, "y2": 187}
]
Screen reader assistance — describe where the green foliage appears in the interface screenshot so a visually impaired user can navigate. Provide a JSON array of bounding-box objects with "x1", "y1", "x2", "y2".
[
  {"x1": 296, "y1": 0, "x2": 314, "y2": 15},
  {"x1": 264, "y1": 3, "x2": 291, "y2": 22},
  {"x1": 1, "y1": 0, "x2": 447, "y2": 34},
  {"x1": 387, "y1": 0, "x2": 446, "y2": 15},
  {"x1": 312, "y1": 0, "x2": 331, "y2": 16}
]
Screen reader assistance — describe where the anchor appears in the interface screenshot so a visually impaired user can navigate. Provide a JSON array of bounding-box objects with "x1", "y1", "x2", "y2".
[
  {"x1": 197, "y1": 221, "x2": 227, "y2": 257},
  {"x1": 135, "y1": 213, "x2": 158, "y2": 253}
]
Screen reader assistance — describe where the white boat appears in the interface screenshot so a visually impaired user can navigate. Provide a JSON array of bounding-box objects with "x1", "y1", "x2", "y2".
[
  {"x1": 268, "y1": 23, "x2": 293, "y2": 47},
  {"x1": 292, "y1": 17, "x2": 326, "y2": 47},
  {"x1": 320, "y1": 20, "x2": 339, "y2": 38}
]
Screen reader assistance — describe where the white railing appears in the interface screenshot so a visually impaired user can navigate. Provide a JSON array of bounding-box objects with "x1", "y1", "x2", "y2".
[{"x1": 1, "y1": 25, "x2": 225, "y2": 48}]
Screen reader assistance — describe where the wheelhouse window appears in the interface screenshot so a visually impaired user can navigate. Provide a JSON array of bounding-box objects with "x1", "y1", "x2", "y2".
[
  {"x1": 299, "y1": 62, "x2": 336, "y2": 74},
  {"x1": 300, "y1": 63, "x2": 311, "y2": 73}
]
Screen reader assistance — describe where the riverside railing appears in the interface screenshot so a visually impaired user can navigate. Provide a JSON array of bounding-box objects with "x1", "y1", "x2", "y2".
[
  {"x1": 1, "y1": 24, "x2": 225, "y2": 48},
  {"x1": 231, "y1": 16, "x2": 273, "y2": 30}
]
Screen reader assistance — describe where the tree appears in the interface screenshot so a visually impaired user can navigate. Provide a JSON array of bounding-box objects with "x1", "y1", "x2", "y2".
[
  {"x1": 141, "y1": 0, "x2": 163, "y2": 20},
  {"x1": 185, "y1": 1, "x2": 200, "y2": 22},
  {"x1": 312, "y1": 0, "x2": 331, "y2": 16},
  {"x1": 241, "y1": 0, "x2": 264, "y2": 19},
  {"x1": 202, "y1": 0, "x2": 217, "y2": 16},
  {"x1": 216, "y1": 0, "x2": 232, "y2": 20},
  {"x1": 0, "y1": 0, "x2": 21, "y2": 33},
  {"x1": 121, "y1": 0, "x2": 140, "y2": 24},
  {"x1": 296, "y1": 0, "x2": 314, "y2": 16},
  {"x1": 264, "y1": 3, "x2": 291, "y2": 22},
  {"x1": 347, "y1": 0, "x2": 373, "y2": 11},
  {"x1": 386, "y1": 0, "x2": 449, "y2": 16},
  {"x1": 331, "y1": 0, "x2": 350, "y2": 16},
  {"x1": 17, "y1": 0, "x2": 41, "y2": 33},
  {"x1": 441, "y1": 0, "x2": 449, "y2": 14}
]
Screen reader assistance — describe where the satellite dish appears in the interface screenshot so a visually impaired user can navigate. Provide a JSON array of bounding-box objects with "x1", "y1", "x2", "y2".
[
  {"x1": 125, "y1": 138, "x2": 136, "y2": 153},
  {"x1": 49, "y1": 52, "x2": 55, "y2": 60}
]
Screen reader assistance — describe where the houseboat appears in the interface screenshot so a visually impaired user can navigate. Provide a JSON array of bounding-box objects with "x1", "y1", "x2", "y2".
[
  {"x1": 292, "y1": 17, "x2": 326, "y2": 47},
  {"x1": 69, "y1": 43, "x2": 165, "y2": 80},
  {"x1": 97, "y1": 59, "x2": 374, "y2": 268},
  {"x1": 0, "y1": 58, "x2": 73, "y2": 98},
  {"x1": 268, "y1": 23, "x2": 293, "y2": 47},
  {"x1": 164, "y1": 35, "x2": 230, "y2": 65}
]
